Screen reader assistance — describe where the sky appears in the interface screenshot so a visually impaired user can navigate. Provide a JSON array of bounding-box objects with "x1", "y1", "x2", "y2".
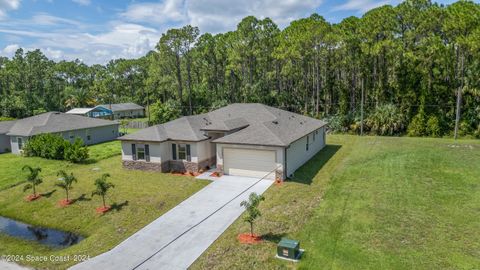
[{"x1": 0, "y1": 0, "x2": 469, "y2": 65}]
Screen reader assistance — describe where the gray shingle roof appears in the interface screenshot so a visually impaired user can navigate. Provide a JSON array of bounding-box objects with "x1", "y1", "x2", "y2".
[
  {"x1": 98, "y1": 103, "x2": 144, "y2": 112},
  {"x1": 0, "y1": 120, "x2": 16, "y2": 134},
  {"x1": 119, "y1": 103, "x2": 326, "y2": 147},
  {"x1": 6, "y1": 112, "x2": 119, "y2": 137},
  {"x1": 119, "y1": 114, "x2": 209, "y2": 142}
]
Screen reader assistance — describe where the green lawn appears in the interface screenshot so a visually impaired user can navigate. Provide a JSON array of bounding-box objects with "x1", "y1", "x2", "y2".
[
  {"x1": 0, "y1": 142, "x2": 209, "y2": 269},
  {"x1": 0, "y1": 141, "x2": 121, "y2": 190},
  {"x1": 191, "y1": 135, "x2": 480, "y2": 270}
]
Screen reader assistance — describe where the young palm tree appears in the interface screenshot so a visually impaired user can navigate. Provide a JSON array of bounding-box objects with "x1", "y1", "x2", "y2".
[
  {"x1": 56, "y1": 170, "x2": 77, "y2": 202},
  {"x1": 240, "y1": 192, "x2": 265, "y2": 236},
  {"x1": 91, "y1": 173, "x2": 114, "y2": 208},
  {"x1": 22, "y1": 165, "x2": 43, "y2": 198}
]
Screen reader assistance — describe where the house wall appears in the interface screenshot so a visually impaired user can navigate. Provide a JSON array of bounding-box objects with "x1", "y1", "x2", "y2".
[
  {"x1": 216, "y1": 143, "x2": 285, "y2": 179},
  {"x1": 286, "y1": 126, "x2": 326, "y2": 177},
  {"x1": 0, "y1": 134, "x2": 11, "y2": 153},
  {"x1": 121, "y1": 139, "x2": 216, "y2": 173},
  {"x1": 10, "y1": 124, "x2": 119, "y2": 155},
  {"x1": 59, "y1": 124, "x2": 119, "y2": 145},
  {"x1": 113, "y1": 109, "x2": 144, "y2": 119}
]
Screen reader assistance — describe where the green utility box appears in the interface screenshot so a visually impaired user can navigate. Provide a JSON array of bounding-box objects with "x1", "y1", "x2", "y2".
[{"x1": 277, "y1": 238, "x2": 301, "y2": 260}]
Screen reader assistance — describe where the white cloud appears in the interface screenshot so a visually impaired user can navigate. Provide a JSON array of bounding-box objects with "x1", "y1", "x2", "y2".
[
  {"x1": 72, "y1": 0, "x2": 90, "y2": 6},
  {"x1": 0, "y1": 0, "x2": 326, "y2": 64},
  {"x1": 0, "y1": 0, "x2": 21, "y2": 19},
  {"x1": 1, "y1": 43, "x2": 19, "y2": 56},
  {"x1": 121, "y1": 0, "x2": 323, "y2": 33},
  {"x1": 333, "y1": 0, "x2": 396, "y2": 13},
  {"x1": 0, "y1": 21, "x2": 161, "y2": 64},
  {"x1": 120, "y1": 0, "x2": 187, "y2": 24},
  {"x1": 30, "y1": 13, "x2": 83, "y2": 26}
]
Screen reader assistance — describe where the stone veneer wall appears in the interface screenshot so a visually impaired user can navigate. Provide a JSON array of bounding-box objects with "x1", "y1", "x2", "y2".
[
  {"x1": 123, "y1": 157, "x2": 216, "y2": 173},
  {"x1": 123, "y1": 160, "x2": 167, "y2": 172}
]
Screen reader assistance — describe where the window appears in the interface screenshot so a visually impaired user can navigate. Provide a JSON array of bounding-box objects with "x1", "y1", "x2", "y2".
[
  {"x1": 306, "y1": 135, "x2": 309, "y2": 151},
  {"x1": 137, "y1": 147, "x2": 146, "y2": 160},
  {"x1": 18, "y1": 137, "x2": 24, "y2": 150},
  {"x1": 178, "y1": 144, "x2": 187, "y2": 160},
  {"x1": 173, "y1": 143, "x2": 191, "y2": 161},
  {"x1": 69, "y1": 132, "x2": 74, "y2": 139},
  {"x1": 313, "y1": 131, "x2": 316, "y2": 141},
  {"x1": 86, "y1": 129, "x2": 91, "y2": 141}
]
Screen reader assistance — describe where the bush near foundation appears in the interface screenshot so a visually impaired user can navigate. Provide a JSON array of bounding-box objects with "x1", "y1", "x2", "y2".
[{"x1": 23, "y1": 134, "x2": 89, "y2": 163}]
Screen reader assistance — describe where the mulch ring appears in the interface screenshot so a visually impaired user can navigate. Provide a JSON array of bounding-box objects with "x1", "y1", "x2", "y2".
[
  {"x1": 210, "y1": 172, "x2": 222, "y2": 178},
  {"x1": 238, "y1": 233, "x2": 262, "y2": 244},
  {"x1": 96, "y1": 206, "x2": 111, "y2": 214},
  {"x1": 58, "y1": 199, "x2": 73, "y2": 207},
  {"x1": 25, "y1": 194, "x2": 41, "y2": 202},
  {"x1": 171, "y1": 172, "x2": 200, "y2": 177}
]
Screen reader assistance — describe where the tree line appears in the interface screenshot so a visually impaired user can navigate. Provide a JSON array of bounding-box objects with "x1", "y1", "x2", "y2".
[{"x1": 0, "y1": 0, "x2": 479, "y2": 138}]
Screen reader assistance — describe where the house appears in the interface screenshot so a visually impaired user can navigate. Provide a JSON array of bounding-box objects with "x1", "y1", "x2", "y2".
[
  {"x1": 119, "y1": 103, "x2": 326, "y2": 180},
  {"x1": 98, "y1": 103, "x2": 145, "y2": 119},
  {"x1": 0, "y1": 120, "x2": 16, "y2": 153},
  {"x1": 66, "y1": 106, "x2": 113, "y2": 119},
  {"x1": 3, "y1": 112, "x2": 119, "y2": 154}
]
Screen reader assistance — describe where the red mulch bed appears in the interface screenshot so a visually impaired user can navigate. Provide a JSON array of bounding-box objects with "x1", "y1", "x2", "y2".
[
  {"x1": 58, "y1": 199, "x2": 73, "y2": 207},
  {"x1": 172, "y1": 172, "x2": 200, "y2": 177},
  {"x1": 237, "y1": 233, "x2": 262, "y2": 244},
  {"x1": 96, "y1": 206, "x2": 111, "y2": 214},
  {"x1": 25, "y1": 194, "x2": 41, "y2": 202},
  {"x1": 210, "y1": 172, "x2": 222, "y2": 177}
]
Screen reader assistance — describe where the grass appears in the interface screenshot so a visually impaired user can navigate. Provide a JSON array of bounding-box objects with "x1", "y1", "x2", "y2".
[
  {"x1": 191, "y1": 135, "x2": 480, "y2": 270},
  {"x1": 0, "y1": 142, "x2": 209, "y2": 269},
  {"x1": 0, "y1": 141, "x2": 121, "y2": 190}
]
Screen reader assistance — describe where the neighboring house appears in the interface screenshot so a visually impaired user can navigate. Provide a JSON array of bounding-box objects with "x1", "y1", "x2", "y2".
[
  {"x1": 98, "y1": 103, "x2": 145, "y2": 119},
  {"x1": 119, "y1": 103, "x2": 326, "y2": 180},
  {"x1": 0, "y1": 120, "x2": 16, "y2": 153},
  {"x1": 66, "y1": 106, "x2": 113, "y2": 119},
  {"x1": 4, "y1": 112, "x2": 119, "y2": 154}
]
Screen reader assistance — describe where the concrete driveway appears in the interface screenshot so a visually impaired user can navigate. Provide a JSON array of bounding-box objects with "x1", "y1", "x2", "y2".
[{"x1": 70, "y1": 175, "x2": 273, "y2": 270}]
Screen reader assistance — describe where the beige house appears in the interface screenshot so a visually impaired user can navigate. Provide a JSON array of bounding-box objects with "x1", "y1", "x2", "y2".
[{"x1": 119, "y1": 103, "x2": 326, "y2": 180}]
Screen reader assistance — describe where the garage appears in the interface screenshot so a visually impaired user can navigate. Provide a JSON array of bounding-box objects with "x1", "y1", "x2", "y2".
[{"x1": 223, "y1": 148, "x2": 277, "y2": 179}]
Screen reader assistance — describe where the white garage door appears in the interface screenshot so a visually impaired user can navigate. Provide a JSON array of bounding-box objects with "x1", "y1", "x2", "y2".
[{"x1": 223, "y1": 148, "x2": 277, "y2": 179}]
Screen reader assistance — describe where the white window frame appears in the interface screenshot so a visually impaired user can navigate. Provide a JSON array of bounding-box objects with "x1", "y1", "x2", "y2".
[
  {"x1": 17, "y1": 137, "x2": 24, "y2": 150},
  {"x1": 306, "y1": 135, "x2": 309, "y2": 151},
  {"x1": 178, "y1": 144, "x2": 187, "y2": 160},
  {"x1": 137, "y1": 146, "x2": 146, "y2": 160},
  {"x1": 86, "y1": 129, "x2": 91, "y2": 141}
]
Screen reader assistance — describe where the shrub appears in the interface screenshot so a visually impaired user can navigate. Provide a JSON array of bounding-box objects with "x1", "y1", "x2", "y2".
[
  {"x1": 366, "y1": 104, "x2": 406, "y2": 136},
  {"x1": 23, "y1": 133, "x2": 66, "y2": 159},
  {"x1": 149, "y1": 100, "x2": 181, "y2": 125},
  {"x1": 407, "y1": 110, "x2": 427, "y2": 137},
  {"x1": 426, "y1": 116, "x2": 441, "y2": 137},
  {"x1": 64, "y1": 138, "x2": 89, "y2": 163},
  {"x1": 23, "y1": 134, "x2": 88, "y2": 163},
  {"x1": 323, "y1": 114, "x2": 350, "y2": 133}
]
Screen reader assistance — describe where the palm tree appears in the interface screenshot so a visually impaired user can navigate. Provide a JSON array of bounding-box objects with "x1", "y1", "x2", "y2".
[
  {"x1": 91, "y1": 173, "x2": 114, "y2": 208},
  {"x1": 240, "y1": 192, "x2": 265, "y2": 236},
  {"x1": 64, "y1": 86, "x2": 96, "y2": 109},
  {"x1": 22, "y1": 165, "x2": 43, "y2": 198},
  {"x1": 56, "y1": 170, "x2": 77, "y2": 202}
]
